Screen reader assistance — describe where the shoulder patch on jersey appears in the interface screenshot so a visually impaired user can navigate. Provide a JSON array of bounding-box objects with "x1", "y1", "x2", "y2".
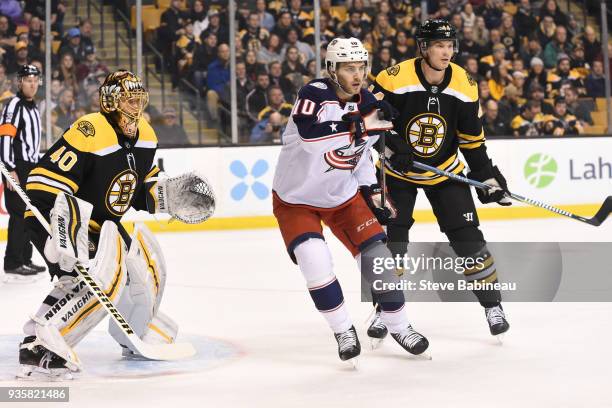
[
  {"x1": 466, "y1": 71, "x2": 476, "y2": 87},
  {"x1": 309, "y1": 81, "x2": 328, "y2": 90},
  {"x1": 386, "y1": 64, "x2": 400, "y2": 76},
  {"x1": 77, "y1": 120, "x2": 95, "y2": 137}
]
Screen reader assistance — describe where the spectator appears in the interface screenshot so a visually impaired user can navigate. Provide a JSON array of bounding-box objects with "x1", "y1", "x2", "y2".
[
  {"x1": 281, "y1": 28, "x2": 314, "y2": 63},
  {"x1": 257, "y1": 86, "x2": 293, "y2": 122},
  {"x1": 200, "y1": 9, "x2": 228, "y2": 44},
  {"x1": 250, "y1": 111, "x2": 284, "y2": 143},
  {"x1": 514, "y1": 0, "x2": 537, "y2": 38},
  {"x1": 498, "y1": 84, "x2": 523, "y2": 122},
  {"x1": 537, "y1": 15, "x2": 556, "y2": 48},
  {"x1": 473, "y1": 16, "x2": 489, "y2": 46},
  {"x1": 371, "y1": 47, "x2": 396, "y2": 77},
  {"x1": 341, "y1": 9, "x2": 370, "y2": 40},
  {"x1": 155, "y1": 107, "x2": 190, "y2": 146},
  {"x1": 483, "y1": 99, "x2": 510, "y2": 137},
  {"x1": 391, "y1": 30, "x2": 415, "y2": 63},
  {"x1": 582, "y1": 26, "x2": 600, "y2": 65},
  {"x1": 450, "y1": 13, "x2": 463, "y2": 34},
  {"x1": 158, "y1": 0, "x2": 188, "y2": 68},
  {"x1": 59, "y1": 27, "x2": 86, "y2": 64},
  {"x1": 528, "y1": 83, "x2": 554, "y2": 114},
  {"x1": 240, "y1": 11, "x2": 270, "y2": 53},
  {"x1": 282, "y1": 45, "x2": 309, "y2": 90},
  {"x1": 511, "y1": 101, "x2": 544, "y2": 137},
  {"x1": 5, "y1": 41, "x2": 29, "y2": 75},
  {"x1": 459, "y1": 26, "x2": 484, "y2": 62},
  {"x1": 303, "y1": 13, "x2": 337, "y2": 46},
  {"x1": 480, "y1": 43, "x2": 508, "y2": 78},
  {"x1": 464, "y1": 55, "x2": 484, "y2": 83},
  {"x1": 371, "y1": 14, "x2": 396, "y2": 49},
  {"x1": 254, "y1": 0, "x2": 275, "y2": 32},
  {"x1": 206, "y1": 43, "x2": 230, "y2": 122},
  {"x1": 520, "y1": 36, "x2": 544, "y2": 67},
  {"x1": 539, "y1": 0, "x2": 568, "y2": 28},
  {"x1": 257, "y1": 33, "x2": 283, "y2": 66},
  {"x1": 246, "y1": 71, "x2": 270, "y2": 122},
  {"x1": 52, "y1": 52, "x2": 79, "y2": 93},
  {"x1": 511, "y1": 70, "x2": 527, "y2": 97},
  {"x1": 542, "y1": 97, "x2": 582, "y2": 135},
  {"x1": 481, "y1": 0, "x2": 503, "y2": 30},
  {"x1": 191, "y1": 32, "x2": 218, "y2": 89},
  {"x1": 543, "y1": 25, "x2": 573, "y2": 69},
  {"x1": 0, "y1": 15, "x2": 16, "y2": 50},
  {"x1": 570, "y1": 45, "x2": 589, "y2": 75},
  {"x1": 53, "y1": 87, "x2": 75, "y2": 130},
  {"x1": 76, "y1": 45, "x2": 108, "y2": 82},
  {"x1": 28, "y1": 16, "x2": 44, "y2": 51},
  {"x1": 190, "y1": 0, "x2": 208, "y2": 39},
  {"x1": 585, "y1": 60, "x2": 605, "y2": 97},
  {"x1": 38, "y1": 78, "x2": 62, "y2": 119},
  {"x1": 460, "y1": 3, "x2": 477, "y2": 28},
  {"x1": 287, "y1": 0, "x2": 310, "y2": 29},
  {"x1": 175, "y1": 21, "x2": 197, "y2": 87},
  {"x1": 245, "y1": 49, "x2": 266, "y2": 83},
  {"x1": 0, "y1": 63, "x2": 9, "y2": 93},
  {"x1": 564, "y1": 86, "x2": 593, "y2": 125},
  {"x1": 79, "y1": 18, "x2": 94, "y2": 49},
  {"x1": 272, "y1": 11, "x2": 298, "y2": 40},
  {"x1": 547, "y1": 53, "x2": 584, "y2": 97},
  {"x1": 85, "y1": 90, "x2": 99, "y2": 114},
  {"x1": 499, "y1": 13, "x2": 518, "y2": 56},
  {"x1": 478, "y1": 79, "x2": 493, "y2": 106},
  {"x1": 268, "y1": 60, "x2": 295, "y2": 102},
  {"x1": 488, "y1": 65, "x2": 511, "y2": 100},
  {"x1": 525, "y1": 57, "x2": 547, "y2": 95}
]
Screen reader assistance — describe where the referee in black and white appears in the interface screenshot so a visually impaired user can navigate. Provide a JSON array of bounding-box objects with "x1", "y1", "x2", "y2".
[{"x1": 0, "y1": 65, "x2": 46, "y2": 278}]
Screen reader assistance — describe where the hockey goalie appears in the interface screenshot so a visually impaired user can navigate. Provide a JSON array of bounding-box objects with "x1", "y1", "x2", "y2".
[{"x1": 15, "y1": 70, "x2": 215, "y2": 380}]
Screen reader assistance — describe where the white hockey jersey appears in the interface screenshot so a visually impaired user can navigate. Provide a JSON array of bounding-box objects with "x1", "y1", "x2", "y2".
[{"x1": 273, "y1": 78, "x2": 381, "y2": 208}]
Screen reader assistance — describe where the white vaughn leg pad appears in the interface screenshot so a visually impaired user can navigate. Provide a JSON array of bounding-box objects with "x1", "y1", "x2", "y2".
[
  {"x1": 24, "y1": 221, "x2": 128, "y2": 347},
  {"x1": 44, "y1": 193, "x2": 93, "y2": 272},
  {"x1": 31, "y1": 318, "x2": 81, "y2": 372},
  {"x1": 109, "y1": 223, "x2": 178, "y2": 352}
]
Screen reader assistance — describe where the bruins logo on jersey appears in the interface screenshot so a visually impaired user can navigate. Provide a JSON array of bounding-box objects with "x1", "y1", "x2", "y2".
[
  {"x1": 386, "y1": 64, "x2": 400, "y2": 77},
  {"x1": 77, "y1": 121, "x2": 95, "y2": 137},
  {"x1": 106, "y1": 169, "x2": 138, "y2": 215},
  {"x1": 405, "y1": 113, "x2": 447, "y2": 157}
]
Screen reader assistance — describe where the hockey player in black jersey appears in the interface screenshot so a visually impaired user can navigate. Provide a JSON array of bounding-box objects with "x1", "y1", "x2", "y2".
[
  {"x1": 15, "y1": 70, "x2": 214, "y2": 379},
  {"x1": 368, "y1": 20, "x2": 511, "y2": 344}
]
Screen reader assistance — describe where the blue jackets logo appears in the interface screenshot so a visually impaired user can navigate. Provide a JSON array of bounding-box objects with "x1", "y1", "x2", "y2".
[{"x1": 230, "y1": 160, "x2": 269, "y2": 201}]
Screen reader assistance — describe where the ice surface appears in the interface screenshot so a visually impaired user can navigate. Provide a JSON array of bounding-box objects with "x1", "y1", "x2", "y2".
[{"x1": 0, "y1": 218, "x2": 610, "y2": 407}]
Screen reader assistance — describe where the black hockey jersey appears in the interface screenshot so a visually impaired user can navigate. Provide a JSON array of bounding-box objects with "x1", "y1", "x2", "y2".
[
  {"x1": 24, "y1": 112, "x2": 159, "y2": 252},
  {"x1": 374, "y1": 58, "x2": 491, "y2": 185}
]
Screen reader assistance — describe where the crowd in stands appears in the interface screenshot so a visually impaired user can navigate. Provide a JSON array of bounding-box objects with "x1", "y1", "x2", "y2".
[{"x1": 152, "y1": 0, "x2": 611, "y2": 143}]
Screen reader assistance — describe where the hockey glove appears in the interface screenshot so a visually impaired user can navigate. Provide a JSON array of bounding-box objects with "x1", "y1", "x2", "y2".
[
  {"x1": 382, "y1": 130, "x2": 414, "y2": 173},
  {"x1": 359, "y1": 99, "x2": 399, "y2": 121},
  {"x1": 361, "y1": 183, "x2": 397, "y2": 225},
  {"x1": 341, "y1": 111, "x2": 366, "y2": 140},
  {"x1": 467, "y1": 161, "x2": 512, "y2": 206}
]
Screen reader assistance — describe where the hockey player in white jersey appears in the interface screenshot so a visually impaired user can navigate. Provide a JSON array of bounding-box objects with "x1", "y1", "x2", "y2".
[{"x1": 272, "y1": 38, "x2": 429, "y2": 366}]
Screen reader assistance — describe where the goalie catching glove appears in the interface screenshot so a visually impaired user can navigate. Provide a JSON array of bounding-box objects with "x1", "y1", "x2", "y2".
[
  {"x1": 145, "y1": 171, "x2": 216, "y2": 224},
  {"x1": 361, "y1": 183, "x2": 397, "y2": 225}
]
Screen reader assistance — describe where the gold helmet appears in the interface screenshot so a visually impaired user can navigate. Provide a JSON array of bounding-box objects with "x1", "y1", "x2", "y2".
[{"x1": 99, "y1": 70, "x2": 149, "y2": 137}]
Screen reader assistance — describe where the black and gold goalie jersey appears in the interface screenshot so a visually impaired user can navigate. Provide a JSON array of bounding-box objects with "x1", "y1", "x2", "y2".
[
  {"x1": 24, "y1": 112, "x2": 159, "y2": 252},
  {"x1": 374, "y1": 58, "x2": 492, "y2": 185}
]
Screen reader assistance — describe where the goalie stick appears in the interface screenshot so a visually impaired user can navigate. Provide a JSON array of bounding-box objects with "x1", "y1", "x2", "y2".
[
  {"x1": 0, "y1": 161, "x2": 196, "y2": 360},
  {"x1": 411, "y1": 160, "x2": 612, "y2": 227}
]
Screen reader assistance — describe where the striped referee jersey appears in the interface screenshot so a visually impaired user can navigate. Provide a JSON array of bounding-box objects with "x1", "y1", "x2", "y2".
[{"x1": 0, "y1": 92, "x2": 42, "y2": 171}]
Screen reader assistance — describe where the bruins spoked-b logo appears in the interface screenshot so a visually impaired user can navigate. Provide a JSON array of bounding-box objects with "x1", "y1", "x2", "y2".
[
  {"x1": 405, "y1": 113, "x2": 447, "y2": 157},
  {"x1": 106, "y1": 170, "x2": 138, "y2": 215}
]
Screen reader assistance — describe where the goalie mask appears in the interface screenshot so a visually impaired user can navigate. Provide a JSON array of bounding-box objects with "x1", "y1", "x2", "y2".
[
  {"x1": 325, "y1": 37, "x2": 369, "y2": 95},
  {"x1": 99, "y1": 70, "x2": 149, "y2": 138}
]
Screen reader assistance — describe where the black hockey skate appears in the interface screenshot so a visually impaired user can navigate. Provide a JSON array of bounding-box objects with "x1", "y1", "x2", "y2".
[
  {"x1": 485, "y1": 305, "x2": 510, "y2": 338},
  {"x1": 390, "y1": 325, "x2": 430, "y2": 357},
  {"x1": 334, "y1": 326, "x2": 361, "y2": 367},
  {"x1": 17, "y1": 336, "x2": 73, "y2": 380},
  {"x1": 367, "y1": 306, "x2": 388, "y2": 349}
]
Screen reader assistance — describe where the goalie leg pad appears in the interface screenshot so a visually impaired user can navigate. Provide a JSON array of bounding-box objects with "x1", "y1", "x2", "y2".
[
  {"x1": 23, "y1": 221, "x2": 128, "y2": 347},
  {"x1": 109, "y1": 223, "x2": 176, "y2": 352}
]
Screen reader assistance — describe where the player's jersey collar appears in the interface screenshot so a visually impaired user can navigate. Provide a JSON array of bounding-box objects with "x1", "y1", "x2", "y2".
[{"x1": 415, "y1": 58, "x2": 452, "y2": 95}]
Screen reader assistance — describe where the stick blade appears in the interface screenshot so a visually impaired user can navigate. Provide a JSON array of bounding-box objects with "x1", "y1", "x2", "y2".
[
  {"x1": 126, "y1": 334, "x2": 197, "y2": 361},
  {"x1": 589, "y1": 196, "x2": 612, "y2": 226}
]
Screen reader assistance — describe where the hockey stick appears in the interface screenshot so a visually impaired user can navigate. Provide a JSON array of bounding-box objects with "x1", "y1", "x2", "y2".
[
  {"x1": 379, "y1": 131, "x2": 387, "y2": 207},
  {"x1": 412, "y1": 160, "x2": 612, "y2": 227},
  {"x1": 0, "y1": 162, "x2": 196, "y2": 360}
]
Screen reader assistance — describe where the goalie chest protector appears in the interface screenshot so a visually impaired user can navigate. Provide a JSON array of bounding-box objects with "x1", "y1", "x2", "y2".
[
  {"x1": 374, "y1": 58, "x2": 485, "y2": 185},
  {"x1": 26, "y1": 112, "x2": 158, "y2": 226}
]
